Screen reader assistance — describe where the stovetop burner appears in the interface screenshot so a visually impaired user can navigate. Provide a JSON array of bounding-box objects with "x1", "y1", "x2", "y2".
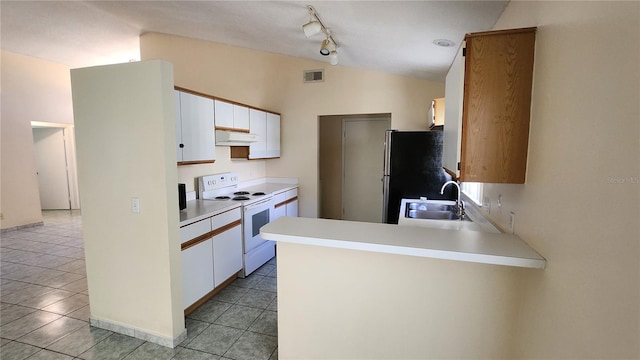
[
  {"x1": 233, "y1": 196, "x2": 250, "y2": 201},
  {"x1": 234, "y1": 191, "x2": 250, "y2": 196},
  {"x1": 252, "y1": 192, "x2": 266, "y2": 196},
  {"x1": 215, "y1": 196, "x2": 231, "y2": 200}
]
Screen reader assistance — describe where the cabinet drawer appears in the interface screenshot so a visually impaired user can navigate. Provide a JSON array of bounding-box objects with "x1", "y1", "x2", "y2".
[
  {"x1": 275, "y1": 188, "x2": 298, "y2": 207},
  {"x1": 285, "y1": 188, "x2": 298, "y2": 200},
  {"x1": 273, "y1": 191, "x2": 287, "y2": 205},
  {"x1": 180, "y1": 218, "x2": 211, "y2": 244},
  {"x1": 211, "y1": 207, "x2": 241, "y2": 230}
]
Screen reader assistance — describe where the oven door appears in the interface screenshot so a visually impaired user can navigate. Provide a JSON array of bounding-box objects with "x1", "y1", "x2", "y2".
[{"x1": 243, "y1": 197, "x2": 275, "y2": 253}]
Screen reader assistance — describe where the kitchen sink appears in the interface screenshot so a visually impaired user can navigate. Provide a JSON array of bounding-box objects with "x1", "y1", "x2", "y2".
[{"x1": 404, "y1": 201, "x2": 470, "y2": 221}]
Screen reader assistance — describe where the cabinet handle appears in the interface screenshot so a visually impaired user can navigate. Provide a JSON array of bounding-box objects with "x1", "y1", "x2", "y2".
[{"x1": 179, "y1": 143, "x2": 184, "y2": 148}]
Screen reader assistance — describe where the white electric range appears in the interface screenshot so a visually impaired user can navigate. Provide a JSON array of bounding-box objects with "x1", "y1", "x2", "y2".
[{"x1": 197, "y1": 172, "x2": 275, "y2": 277}]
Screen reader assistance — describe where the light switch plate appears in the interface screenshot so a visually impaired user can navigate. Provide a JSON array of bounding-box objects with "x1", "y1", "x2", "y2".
[{"x1": 132, "y1": 198, "x2": 140, "y2": 213}]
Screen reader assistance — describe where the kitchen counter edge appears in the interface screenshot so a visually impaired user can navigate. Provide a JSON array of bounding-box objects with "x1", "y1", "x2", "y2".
[{"x1": 261, "y1": 217, "x2": 546, "y2": 269}]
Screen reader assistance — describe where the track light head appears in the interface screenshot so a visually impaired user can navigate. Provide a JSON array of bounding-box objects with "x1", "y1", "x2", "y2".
[
  {"x1": 329, "y1": 51, "x2": 338, "y2": 65},
  {"x1": 320, "y1": 38, "x2": 331, "y2": 56},
  {"x1": 303, "y1": 20, "x2": 322, "y2": 38}
]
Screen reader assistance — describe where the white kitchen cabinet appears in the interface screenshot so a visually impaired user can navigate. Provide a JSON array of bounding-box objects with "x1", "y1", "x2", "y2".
[
  {"x1": 214, "y1": 100, "x2": 250, "y2": 132},
  {"x1": 249, "y1": 109, "x2": 267, "y2": 159},
  {"x1": 273, "y1": 187, "x2": 298, "y2": 220},
  {"x1": 211, "y1": 207, "x2": 243, "y2": 288},
  {"x1": 175, "y1": 90, "x2": 215, "y2": 164},
  {"x1": 266, "y1": 113, "x2": 280, "y2": 158},
  {"x1": 248, "y1": 109, "x2": 280, "y2": 159},
  {"x1": 213, "y1": 224, "x2": 243, "y2": 287},
  {"x1": 286, "y1": 197, "x2": 298, "y2": 217},
  {"x1": 181, "y1": 239, "x2": 214, "y2": 310},
  {"x1": 214, "y1": 100, "x2": 234, "y2": 129},
  {"x1": 232, "y1": 105, "x2": 250, "y2": 131},
  {"x1": 180, "y1": 207, "x2": 242, "y2": 312}
]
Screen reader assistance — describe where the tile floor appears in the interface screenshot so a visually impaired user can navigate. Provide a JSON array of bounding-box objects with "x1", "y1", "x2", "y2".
[{"x1": 1, "y1": 210, "x2": 278, "y2": 360}]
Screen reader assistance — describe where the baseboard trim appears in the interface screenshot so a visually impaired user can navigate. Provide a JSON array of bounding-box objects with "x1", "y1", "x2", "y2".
[
  {"x1": 1, "y1": 221, "x2": 44, "y2": 233},
  {"x1": 90, "y1": 317, "x2": 187, "y2": 348}
]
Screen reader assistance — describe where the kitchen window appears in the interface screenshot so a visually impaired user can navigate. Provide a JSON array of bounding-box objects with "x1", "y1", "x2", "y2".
[{"x1": 461, "y1": 182, "x2": 483, "y2": 206}]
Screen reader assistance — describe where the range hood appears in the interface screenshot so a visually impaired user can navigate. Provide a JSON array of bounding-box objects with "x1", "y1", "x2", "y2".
[{"x1": 215, "y1": 130, "x2": 259, "y2": 146}]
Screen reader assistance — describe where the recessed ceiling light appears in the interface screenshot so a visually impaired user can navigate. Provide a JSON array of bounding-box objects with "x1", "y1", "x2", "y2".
[{"x1": 433, "y1": 39, "x2": 455, "y2": 47}]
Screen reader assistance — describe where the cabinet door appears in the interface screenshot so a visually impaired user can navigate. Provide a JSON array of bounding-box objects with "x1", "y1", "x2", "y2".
[
  {"x1": 213, "y1": 224, "x2": 243, "y2": 287},
  {"x1": 180, "y1": 92, "x2": 215, "y2": 162},
  {"x1": 182, "y1": 239, "x2": 214, "y2": 309},
  {"x1": 266, "y1": 113, "x2": 280, "y2": 158},
  {"x1": 233, "y1": 105, "x2": 250, "y2": 131},
  {"x1": 175, "y1": 91, "x2": 184, "y2": 161},
  {"x1": 286, "y1": 199, "x2": 298, "y2": 217},
  {"x1": 272, "y1": 205, "x2": 286, "y2": 221},
  {"x1": 249, "y1": 109, "x2": 267, "y2": 159},
  {"x1": 433, "y1": 98, "x2": 445, "y2": 126},
  {"x1": 442, "y1": 44, "x2": 465, "y2": 178},
  {"x1": 214, "y1": 100, "x2": 234, "y2": 129},
  {"x1": 461, "y1": 29, "x2": 535, "y2": 183}
]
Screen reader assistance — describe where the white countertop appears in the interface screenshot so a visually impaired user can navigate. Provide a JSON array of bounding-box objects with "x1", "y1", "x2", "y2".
[
  {"x1": 179, "y1": 200, "x2": 240, "y2": 226},
  {"x1": 179, "y1": 179, "x2": 298, "y2": 226},
  {"x1": 261, "y1": 217, "x2": 546, "y2": 269}
]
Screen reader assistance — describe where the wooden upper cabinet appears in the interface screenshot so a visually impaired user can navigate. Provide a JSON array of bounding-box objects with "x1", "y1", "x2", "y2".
[{"x1": 444, "y1": 27, "x2": 536, "y2": 184}]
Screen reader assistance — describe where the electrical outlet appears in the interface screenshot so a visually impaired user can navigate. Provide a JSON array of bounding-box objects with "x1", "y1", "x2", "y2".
[
  {"x1": 132, "y1": 198, "x2": 140, "y2": 213},
  {"x1": 509, "y1": 211, "x2": 515, "y2": 233}
]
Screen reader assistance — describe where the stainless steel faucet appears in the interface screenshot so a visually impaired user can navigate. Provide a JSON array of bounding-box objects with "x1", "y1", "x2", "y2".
[{"x1": 440, "y1": 180, "x2": 465, "y2": 218}]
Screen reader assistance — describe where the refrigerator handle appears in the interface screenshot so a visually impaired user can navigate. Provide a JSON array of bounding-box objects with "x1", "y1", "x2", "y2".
[
  {"x1": 382, "y1": 175, "x2": 390, "y2": 223},
  {"x1": 383, "y1": 130, "x2": 392, "y2": 176}
]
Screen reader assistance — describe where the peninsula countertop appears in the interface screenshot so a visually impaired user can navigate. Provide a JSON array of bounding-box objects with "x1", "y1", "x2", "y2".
[{"x1": 261, "y1": 217, "x2": 546, "y2": 269}]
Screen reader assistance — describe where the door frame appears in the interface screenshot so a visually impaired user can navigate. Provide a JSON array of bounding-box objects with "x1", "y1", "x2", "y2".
[{"x1": 31, "y1": 121, "x2": 80, "y2": 210}]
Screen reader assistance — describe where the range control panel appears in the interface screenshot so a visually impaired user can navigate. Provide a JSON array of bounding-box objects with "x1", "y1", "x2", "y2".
[{"x1": 198, "y1": 172, "x2": 239, "y2": 192}]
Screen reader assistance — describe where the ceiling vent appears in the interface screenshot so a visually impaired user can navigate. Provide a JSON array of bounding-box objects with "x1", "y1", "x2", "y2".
[{"x1": 304, "y1": 69, "x2": 324, "y2": 83}]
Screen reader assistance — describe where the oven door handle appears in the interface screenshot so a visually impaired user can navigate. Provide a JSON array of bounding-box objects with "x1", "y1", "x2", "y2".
[{"x1": 244, "y1": 198, "x2": 274, "y2": 212}]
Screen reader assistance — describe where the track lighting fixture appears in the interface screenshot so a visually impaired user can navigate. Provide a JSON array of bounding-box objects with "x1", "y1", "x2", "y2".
[
  {"x1": 320, "y1": 38, "x2": 331, "y2": 56},
  {"x1": 302, "y1": 5, "x2": 340, "y2": 65},
  {"x1": 303, "y1": 16, "x2": 322, "y2": 38},
  {"x1": 329, "y1": 51, "x2": 338, "y2": 65}
]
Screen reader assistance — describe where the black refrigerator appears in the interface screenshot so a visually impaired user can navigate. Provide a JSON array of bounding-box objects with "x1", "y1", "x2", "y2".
[{"x1": 382, "y1": 130, "x2": 455, "y2": 224}]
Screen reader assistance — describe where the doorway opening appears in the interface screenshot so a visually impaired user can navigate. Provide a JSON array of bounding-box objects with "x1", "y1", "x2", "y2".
[
  {"x1": 31, "y1": 121, "x2": 80, "y2": 210},
  {"x1": 318, "y1": 114, "x2": 391, "y2": 222}
]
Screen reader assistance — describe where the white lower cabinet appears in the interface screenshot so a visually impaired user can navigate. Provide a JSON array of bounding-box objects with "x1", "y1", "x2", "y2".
[
  {"x1": 180, "y1": 207, "x2": 242, "y2": 311},
  {"x1": 181, "y1": 239, "x2": 214, "y2": 310},
  {"x1": 213, "y1": 223, "x2": 242, "y2": 288},
  {"x1": 286, "y1": 198, "x2": 298, "y2": 217},
  {"x1": 273, "y1": 188, "x2": 298, "y2": 221}
]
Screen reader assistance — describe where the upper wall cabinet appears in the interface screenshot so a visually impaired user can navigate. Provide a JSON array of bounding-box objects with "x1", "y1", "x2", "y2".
[
  {"x1": 214, "y1": 100, "x2": 250, "y2": 132},
  {"x1": 442, "y1": 27, "x2": 536, "y2": 184},
  {"x1": 175, "y1": 90, "x2": 215, "y2": 165},
  {"x1": 247, "y1": 109, "x2": 281, "y2": 159},
  {"x1": 265, "y1": 112, "x2": 281, "y2": 158}
]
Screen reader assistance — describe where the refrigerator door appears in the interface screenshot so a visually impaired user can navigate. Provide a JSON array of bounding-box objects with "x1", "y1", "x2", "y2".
[
  {"x1": 382, "y1": 175, "x2": 390, "y2": 223},
  {"x1": 384, "y1": 131, "x2": 454, "y2": 224}
]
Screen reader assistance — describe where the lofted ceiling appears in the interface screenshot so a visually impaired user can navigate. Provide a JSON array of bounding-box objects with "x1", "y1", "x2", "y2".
[{"x1": 0, "y1": 1, "x2": 508, "y2": 81}]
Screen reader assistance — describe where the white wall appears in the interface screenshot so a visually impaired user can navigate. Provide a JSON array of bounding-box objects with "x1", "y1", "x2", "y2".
[
  {"x1": 1, "y1": 51, "x2": 74, "y2": 229},
  {"x1": 140, "y1": 33, "x2": 444, "y2": 217},
  {"x1": 478, "y1": 2, "x2": 639, "y2": 358},
  {"x1": 71, "y1": 60, "x2": 184, "y2": 345}
]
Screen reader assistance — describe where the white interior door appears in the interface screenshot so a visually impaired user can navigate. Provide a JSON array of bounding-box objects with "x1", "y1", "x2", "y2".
[
  {"x1": 33, "y1": 128, "x2": 71, "y2": 210},
  {"x1": 342, "y1": 118, "x2": 389, "y2": 222}
]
